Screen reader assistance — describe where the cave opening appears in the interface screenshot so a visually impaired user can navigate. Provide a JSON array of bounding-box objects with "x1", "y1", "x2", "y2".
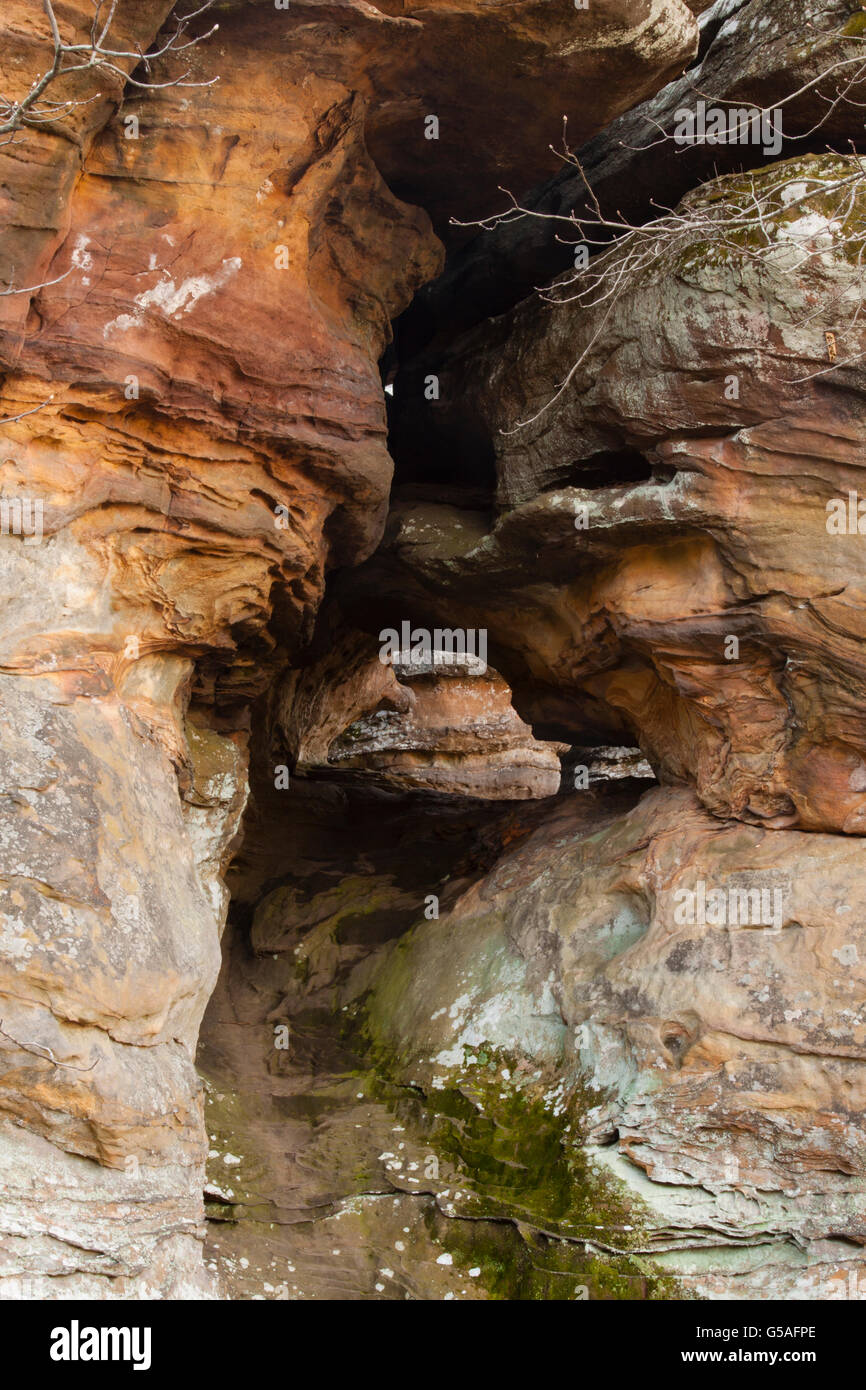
[
  {"x1": 564, "y1": 448, "x2": 654, "y2": 491},
  {"x1": 195, "y1": 659, "x2": 660, "y2": 1300},
  {"x1": 381, "y1": 379, "x2": 498, "y2": 509}
]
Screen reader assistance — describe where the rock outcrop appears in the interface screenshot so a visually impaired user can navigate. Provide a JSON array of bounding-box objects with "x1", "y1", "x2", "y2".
[
  {"x1": 384, "y1": 155, "x2": 866, "y2": 834},
  {"x1": 362, "y1": 785, "x2": 866, "y2": 1298},
  {"x1": 3, "y1": 0, "x2": 866, "y2": 1303},
  {"x1": 396, "y1": 0, "x2": 866, "y2": 348},
  {"x1": 274, "y1": 621, "x2": 566, "y2": 797}
]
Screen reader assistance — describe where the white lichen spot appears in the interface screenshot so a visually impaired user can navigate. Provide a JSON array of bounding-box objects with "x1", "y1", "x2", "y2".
[
  {"x1": 71, "y1": 235, "x2": 93, "y2": 271},
  {"x1": 104, "y1": 256, "x2": 242, "y2": 338}
]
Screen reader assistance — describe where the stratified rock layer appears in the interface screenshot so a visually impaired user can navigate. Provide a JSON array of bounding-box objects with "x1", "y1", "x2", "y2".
[
  {"x1": 0, "y1": 0, "x2": 699, "y2": 1298},
  {"x1": 275, "y1": 623, "x2": 565, "y2": 797},
  {"x1": 6, "y1": 0, "x2": 866, "y2": 1304},
  {"x1": 383, "y1": 156, "x2": 866, "y2": 833}
]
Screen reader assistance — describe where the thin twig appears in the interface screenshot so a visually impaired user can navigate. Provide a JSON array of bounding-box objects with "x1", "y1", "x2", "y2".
[
  {"x1": 0, "y1": 0, "x2": 219, "y2": 140},
  {"x1": 0, "y1": 1019, "x2": 98, "y2": 1072}
]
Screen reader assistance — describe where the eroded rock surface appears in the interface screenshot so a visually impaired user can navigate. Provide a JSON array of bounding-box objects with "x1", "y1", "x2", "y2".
[
  {"x1": 200, "y1": 775, "x2": 866, "y2": 1300},
  {"x1": 382, "y1": 156, "x2": 866, "y2": 833},
  {"x1": 397, "y1": 0, "x2": 866, "y2": 347},
  {"x1": 360, "y1": 785, "x2": 866, "y2": 1298},
  {"x1": 2, "y1": 0, "x2": 866, "y2": 1303},
  {"x1": 275, "y1": 622, "x2": 565, "y2": 797}
]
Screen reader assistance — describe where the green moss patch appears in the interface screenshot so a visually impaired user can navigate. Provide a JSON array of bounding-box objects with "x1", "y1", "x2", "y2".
[{"x1": 346, "y1": 1005, "x2": 685, "y2": 1300}]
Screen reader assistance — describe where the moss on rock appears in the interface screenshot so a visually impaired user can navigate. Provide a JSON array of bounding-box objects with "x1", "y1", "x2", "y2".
[{"x1": 346, "y1": 1004, "x2": 685, "y2": 1300}]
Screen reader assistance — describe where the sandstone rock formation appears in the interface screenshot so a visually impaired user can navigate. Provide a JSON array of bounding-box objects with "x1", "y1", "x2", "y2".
[
  {"x1": 362, "y1": 785, "x2": 866, "y2": 1298},
  {"x1": 398, "y1": 0, "x2": 866, "y2": 346},
  {"x1": 2, "y1": 0, "x2": 866, "y2": 1304},
  {"x1": 384, "y1": 155, "x2": 866, "y2": 834},
  {"x1": 274, "y1": 621, "x2": 566, "y2": 797}
]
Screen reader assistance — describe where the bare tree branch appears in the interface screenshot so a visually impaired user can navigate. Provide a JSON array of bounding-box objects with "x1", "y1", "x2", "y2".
[
  {"x1": 0, "y1": 395, "x2": 57, "y2": 426},
  {"x1": 453, "y1": 22, "x2": 866, "y2": 430},
  {"x1": 620, "y1": 33, "x2": 866, "y2": 155},
  {"x1": 0, "y1": 0, "x2": 220, "y2": 144}
]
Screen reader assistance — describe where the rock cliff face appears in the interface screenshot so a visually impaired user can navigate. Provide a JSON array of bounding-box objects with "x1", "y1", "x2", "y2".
[{"x1": 2, "y1": 0, "x2": 866, "y2": 1301}]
